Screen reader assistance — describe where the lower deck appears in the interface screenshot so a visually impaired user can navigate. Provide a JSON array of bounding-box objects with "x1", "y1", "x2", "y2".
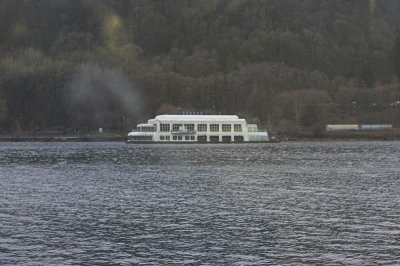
[{"x1": 127, "y1": 134, "x2": 246, "y2": 143}]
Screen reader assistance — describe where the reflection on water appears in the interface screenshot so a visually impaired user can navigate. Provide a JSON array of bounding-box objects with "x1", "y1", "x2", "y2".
[{"x1": 1, "y1": 141, "x2": 399, "y2": 265}]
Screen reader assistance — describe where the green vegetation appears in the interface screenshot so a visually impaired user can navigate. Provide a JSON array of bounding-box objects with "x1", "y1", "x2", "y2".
[{"x1": 0, "y1": 0, "x2": 399, "y2": 132}]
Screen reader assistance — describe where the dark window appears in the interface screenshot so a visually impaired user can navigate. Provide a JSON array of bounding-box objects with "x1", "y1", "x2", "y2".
[
  {"x1": 140, "y1": 126, "x2": 155, "y2": 132},
  {"x1": 198, "y1": 124, "x2": 207, "y2": 132},
  {"x1": 160, "y1": 124, "x2": 170, "y2": 132},
  {"x1": 172, "y1": 124, "x2": 182, "y2": 131},
  {"x1": 234, "y1": 124, "x2": 242, "y2": 132},
  {"x1": 210, "y1": 136, "x2": 219, "y2": 142},
  {"x1": 128, "y1": 135, "x2": 153, "y2": 141},
  {"x1": 222, "y1": 136, "x2": 231, "y2": 142},
  {"x1": 222, "y1": 124, "x2": 231, "y2": 132},
  {"x1": 197, "y1": 135, "x2": 207, "y2": 143},
  {"x1": 234, "y1": 136, "x2": 244, "y2": 142},
  {"x1": 184, "y1": 124, "x2": 195, "y2": 132},
  {"x1": 210, "y1": 124, "x2": 219, "y2": 132},
  {"x1": 185, "y1": 135, "x2": 190, "y2": 140}
]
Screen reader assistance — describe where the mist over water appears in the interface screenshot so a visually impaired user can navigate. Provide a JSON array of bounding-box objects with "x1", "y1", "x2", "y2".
[
  {"x1": 68, "y1": 64, "x2": 142, "y2": 128},
  {"x1": 0, "y1": 141, "x2": 399, "y2": 265}
]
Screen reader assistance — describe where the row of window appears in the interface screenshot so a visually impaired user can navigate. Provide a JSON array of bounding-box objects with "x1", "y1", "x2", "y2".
[
  {"x1": 138, "y1": 126, "x2": 155, "y2": 132},
  {"x1": 130, "y1": 135, "x2": 244, "y2": 142},
  {"x1": 170, "y1": 124, "x2": 195, "y2": 132},
  {"x1": 160, "y1": 124, "x2": 170, "y2": 132},
  {"x1": 158, "y1": 135, "x2": 244, "y2": 142},
  {"x1": 128, "y1": 135, "x2": 153, "y2": 141},
  {"x1": 160, "y1": 135, "x2": 196, "y2": 141},
  {"x1": 202, "y1": 135, "x2": 244, "y2": 142},
  {"x1": 159, "y1": 123, "x2": 242, "y2": 132},
  {"x1": 209, "y1": 136, "x2": 244, "y2": 142}
]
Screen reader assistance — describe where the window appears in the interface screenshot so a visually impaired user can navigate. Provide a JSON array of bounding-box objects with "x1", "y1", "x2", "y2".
[
  {"x1": 166, "y1": 136, "x2": 170, "y2": 140},
  {"x1": 222, "y1": 124, "x2": 231, "y2": 132},
  {"x1": 209, "y1": 136, "x2": 219, "y2": 142},
  {"x1": 234, "y1": 124, "x2": 242, "y2": 132},
  {"x1": 178, "y1": 136, "x2": 182, "y2": 140},
  {"x1": 160, "y1": 135, "x2": 165, "y2": 140},
  {"x1": 184, "y1": 124, "x2": 195, "y2": 132},
  {"x1": 140, "y1": 126, "x2": 155, "y2": 132},
  {"x1": 173, "y1": 136, "x2": 177, "y2": 141},
  {"x1": 128, "y1": 135, "x2": 153, "y2": 141},
  {"x1": 234, "y1": 136, "x2": 244, "y2": 142},
  {"x1": 172, "y1": 124, "x2": 182, "y2": 132},
  {"x1": 190, "y1": 136, "x2": 195, "y2": 141},
  {"x1": 210, "y1": 124, "x2": 219, "y2": 132},
  {"x1": 160, "y1": 124, "x2": 170, "y2": 132},
  {"x1": 198, "y1": 136, "x2": 207, "y2": 142},
  {"x1": 198, "y1": 124, "x2": 207, "y2": 132},
  {"x1": 222, "y1": 136, "x2": 231, "y2": 142},
  {"x1": 185, "y1": 135, "x2": 190, "y2": 140}
]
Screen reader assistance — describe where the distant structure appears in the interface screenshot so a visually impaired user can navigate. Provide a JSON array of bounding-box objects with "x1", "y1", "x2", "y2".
[{"x1": 326, "y1": 124, "x2": 393, "y2": 132}]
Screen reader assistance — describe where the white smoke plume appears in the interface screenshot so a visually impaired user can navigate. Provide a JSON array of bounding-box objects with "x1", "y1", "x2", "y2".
[{"x1": 68, "y1": 64, "x2": 143, "y2": 130}]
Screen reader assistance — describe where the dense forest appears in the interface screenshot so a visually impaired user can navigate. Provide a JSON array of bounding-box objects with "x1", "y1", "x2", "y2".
[{"x1": 1, "y1": 0, "x2": 400, "y2": 133}]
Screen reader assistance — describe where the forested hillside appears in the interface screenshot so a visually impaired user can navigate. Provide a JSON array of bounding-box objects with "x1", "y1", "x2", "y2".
[{"x1": 1, "y1": 0, "x2": 400, "y2": 132}]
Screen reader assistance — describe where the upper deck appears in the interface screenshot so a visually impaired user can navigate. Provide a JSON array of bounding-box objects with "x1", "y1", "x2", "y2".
[{"x1": 151, "y1": 115, "x2": 246, "y2": 124}]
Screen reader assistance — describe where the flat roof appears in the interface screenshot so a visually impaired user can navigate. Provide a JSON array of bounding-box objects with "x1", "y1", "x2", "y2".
[
  {"x1": 153, "y1": 115, "x2": 245, "y2": 122},
  {"x1": 137, "y1": 124, "x2": 155, "y2": 127}
]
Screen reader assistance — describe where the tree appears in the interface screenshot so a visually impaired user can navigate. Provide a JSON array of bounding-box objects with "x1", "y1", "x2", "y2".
[
  {"x1": 0, "y1": 0, "x2": 400, "y2": 131},
  {"x1": 0, "y1": 95, "x2": 8, "y2": 126},
  {"x1": 394, "y1": 34, "x2": 400, "y2": 82}
]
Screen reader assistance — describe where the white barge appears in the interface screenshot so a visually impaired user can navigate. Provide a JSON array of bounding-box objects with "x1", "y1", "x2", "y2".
[{"x1": 127, "y1": 114, "x2": 269, "y2": 143}]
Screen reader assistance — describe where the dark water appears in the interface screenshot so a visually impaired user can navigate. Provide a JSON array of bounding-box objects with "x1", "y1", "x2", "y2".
[{"x1": 0, "y1": 141, "x2": 399, "y2": 265}]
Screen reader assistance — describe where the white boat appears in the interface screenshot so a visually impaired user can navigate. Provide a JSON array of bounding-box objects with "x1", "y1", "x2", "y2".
[{"x1": 127, "y1": 114, "x2": 269, "y2": 143}]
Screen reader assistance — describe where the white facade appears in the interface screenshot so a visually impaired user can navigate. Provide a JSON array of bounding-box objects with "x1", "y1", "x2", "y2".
[
  {"x1": 360, "y1": 124, "x2": 392, "y2": 130},
  {"x1": 326, "y1": 124, "x2": 360, "y2": 131},
  {"x1": 326, "y1": 124, "x2": 393, "y2": 132},
  {"x1": 127, "y1": 115, "x2": 269, "y2": 143}
]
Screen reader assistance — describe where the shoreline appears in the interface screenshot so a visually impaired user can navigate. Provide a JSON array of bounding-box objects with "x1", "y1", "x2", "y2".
[
  {"x1": 0, "y1": 136, "x2": 398, "y2": 142},
  {"x1": 0, "y1": 134, "x2": 125, "y2": 142},
  {"x1": 1, "y1": 130, "x2": 398, "y2": 142}
]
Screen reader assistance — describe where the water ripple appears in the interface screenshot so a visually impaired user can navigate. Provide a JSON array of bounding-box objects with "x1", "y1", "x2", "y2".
[{"x1": 0, "y1": 141, "x2": 399, "y2": 265}]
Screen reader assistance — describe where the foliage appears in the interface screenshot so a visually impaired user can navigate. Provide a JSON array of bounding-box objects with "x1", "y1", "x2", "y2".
[{"x1": 0, "y1": 0, "x2": 399, "y2": 131}]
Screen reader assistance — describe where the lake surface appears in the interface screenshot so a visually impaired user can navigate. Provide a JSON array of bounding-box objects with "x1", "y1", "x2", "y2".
[{"x1": 0, "y1": 141, "x2": 399, "y2": 265}]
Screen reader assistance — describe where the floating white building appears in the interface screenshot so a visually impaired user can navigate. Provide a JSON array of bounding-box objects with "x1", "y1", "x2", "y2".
[{"x1": 127, "y1": 114, "x2": 269, "y2": 143}]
